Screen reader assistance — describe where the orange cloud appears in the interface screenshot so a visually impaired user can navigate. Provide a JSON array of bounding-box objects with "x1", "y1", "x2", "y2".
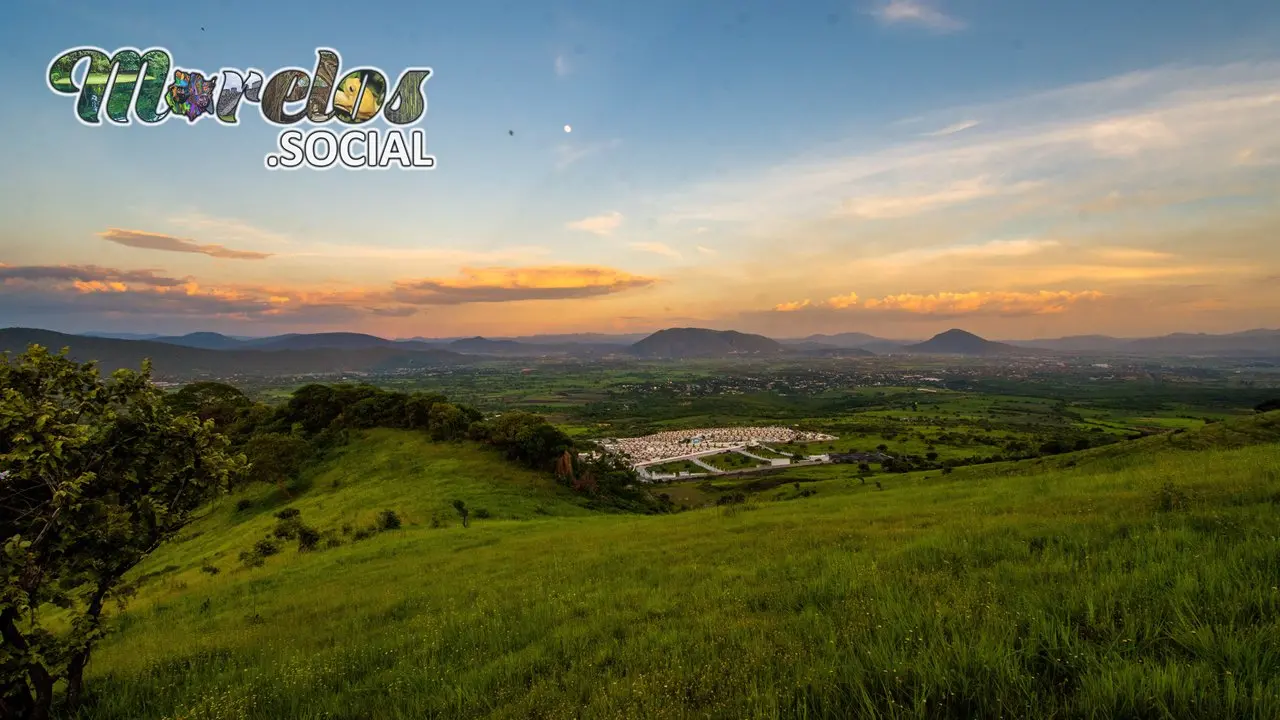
[
  {"x1": 772, "y1": 289, "x2": 1105, "y2": 316},
  {"x1": 1, "y1": 262, "x2": 657, "y2": 321},
  {"x1": 773, "y1": 299, "x2": 811, "y2": 312},
  {"x1": 863, "y1": 290, "x2": 1104, "y2": 315},
  {"x1": 98, "y1": 228, "x2": 272, "y2": 260}
]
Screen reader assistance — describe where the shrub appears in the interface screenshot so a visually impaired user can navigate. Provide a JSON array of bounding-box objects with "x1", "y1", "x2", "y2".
[
  {"x1": 296, "y1": 525, "x2": 321, "y2": 551},
  {"x1": 352, "y1": 527, "x2": 376, "y2": 541},
  {"x1": 378, "y1": 509, "x2": 402, "y2": 530},
  {"x1": 1155, "y1": 482, "x2": 1190, "y2": 513},
  {"x1": 474, "y1": 508, "x2": 492, "y2": 519},
  {"x1": 199, "y1": 564, "x2": 220, "y2": 575},
  {"x1": 235, "y1": 498, "x2": 254, "y2": 512},
  {"x1": 274, "y1": 508, "x2": 301, "y2": 520},
  {"x1": 253, "y1": 538, "x2": 280, "y2": 557},
  {"x1": 238, "y1": 550, "x2": 265, "y2": 568}
]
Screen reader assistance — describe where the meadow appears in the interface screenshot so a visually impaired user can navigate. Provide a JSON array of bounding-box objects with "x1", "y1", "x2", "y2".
[{"x1": 73, "y1": 412, "x2": 1280, "y2": 719}]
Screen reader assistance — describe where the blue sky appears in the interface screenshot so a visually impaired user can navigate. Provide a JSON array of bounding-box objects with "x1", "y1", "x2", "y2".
[{"x1": 2, "y1": 0, "x2": 1279, "y2": 338}]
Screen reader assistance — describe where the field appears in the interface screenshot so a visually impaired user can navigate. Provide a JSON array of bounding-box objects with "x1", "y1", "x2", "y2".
[{"x1": 74, "y1": 412, "x2": 1280, "y2": 719}]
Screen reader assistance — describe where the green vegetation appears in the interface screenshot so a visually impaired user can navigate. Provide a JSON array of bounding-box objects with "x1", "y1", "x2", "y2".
[
  {"x1": 68, "y1": 411, "x2": 1280, "y2": 718},
  {"x1": 6, "y1": 344, "x2": 1280, "y2": 718},
  {"x1": 700, "y1": 451, "x2": 769, "y2": 471}
]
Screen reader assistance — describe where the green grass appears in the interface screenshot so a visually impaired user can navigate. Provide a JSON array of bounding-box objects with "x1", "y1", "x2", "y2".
[
  {"x1": 647, "y1": 459, "x2": 706, "y2": 475},
  {"x1": 700, "y1": 451, "x2": 769, "y2": 471},
  {"x1": 75, "y1": 414, "x2": 1280, "y2": 719}
]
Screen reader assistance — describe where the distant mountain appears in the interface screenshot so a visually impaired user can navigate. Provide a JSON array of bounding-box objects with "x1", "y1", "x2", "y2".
[
  {"x1": 0, "y1": 328, "x2": 463, "y2": 379},
  {"x1": 1010, "y1": 329, "x2": 1280, "y2": 357},
  {"x1": 80, "y1": 332, "x2": 164, "y2": 340},
  {"x1": 1120, "y1": 329, "x2": 1280, "y2": 357},
  {"x1": 1011, "y1": 335, "x2": 1125, "y2": 352},
  {"x1": 448, "y1": 337, "x2": 531, "y2": 354},
  {"x1": 154, "y1": 332, "x2": 248, "y2": 350},
  {"x1": 904, "y1": 329, "x2": 1024, "y2": 356},
  {"x1": 629, "y1": 328, "x2": 786, "y2": 359},
  {"x1": 241, "y1": 332, "x2": 400, "y2": 351}
]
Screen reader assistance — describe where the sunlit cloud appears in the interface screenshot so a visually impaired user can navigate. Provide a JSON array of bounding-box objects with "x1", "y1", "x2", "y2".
[
  {"x1": 630, "y1": 242, "x2": 682, "y2": 259},
  {"x1": 567, "y1": 210, "x2": 624, "y2": 236},
  {"x1": 871, "y1": 238, "x2": 1059, "y2": 267},
  {"x1": 658, "y1": 62, "x2": 1280, "y2": 227},
  {"x1": 98, "y1": 228, "x2": 272, "y2": 260},
  {"x1": 923, "y1": 120, "x2": 979, "y2": 137},
  {"x1": 870, "y1": 0, "x2": 966, "y2": 33},
  {"x1": 696, "y1": 245, "x2": 717, "y2": 256},
  {"x1": 771, "y1": 289, "x2": 1105, "y2": 316},
  {"x1": 0, "y1": 263, "x2": 658, "y2": 321},
  {"x1": 773, "y1": 299, "x2": 812, "y2": 312},
  {"x1": 390, "y1": 266, "x2": 657, "y2": 305},
  {"x1": 841, "y1": 177, "x2": 1042, "y2": 219}
]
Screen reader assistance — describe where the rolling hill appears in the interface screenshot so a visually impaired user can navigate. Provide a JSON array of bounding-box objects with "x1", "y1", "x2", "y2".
[
  {"x1": 0, "y1": 328, "x2": 463, "y2": 379},
  {"x1": 628, "y1": 327, "x2": 787, "y2": 359},
  {"x1": 78, "y1": 410, "x2": 1280, "y2": 718},
  {"x1": 904, "y1": 328, "x2": 1026, "y2": 356}
]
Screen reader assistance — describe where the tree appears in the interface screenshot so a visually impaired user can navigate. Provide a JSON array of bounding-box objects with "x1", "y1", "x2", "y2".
[
  {"x1": 876, "y1": 444, "x2": 889, "y2": 453},
  {"x1": 242, "y1": 432, "x2": 312, "y2": 494},
  {"x1": 925, "y1": 451, "x2": 939, "y2": 462},
  {"x1": 1256, "y1": 398, "x2": 1280, "y2": 414},
  {"x1": 1, "y1": 346, "x2": 238, "y2": 719},
  {"x1": 165, "y1": 381, "x2": 250, "y2": 428},
  {"x1": 452, "y1": 499, "x2": 470, "y2": 528}
]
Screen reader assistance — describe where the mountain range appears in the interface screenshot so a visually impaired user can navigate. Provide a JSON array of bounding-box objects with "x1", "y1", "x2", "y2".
[{"x1": 3, "y1": 325, "x2": 1278, "y2": 379}]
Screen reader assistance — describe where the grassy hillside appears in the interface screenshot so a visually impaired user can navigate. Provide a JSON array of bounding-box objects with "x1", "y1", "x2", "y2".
[{"x1": 78, "y1": 415, "x2": 1280, "y2": 719}]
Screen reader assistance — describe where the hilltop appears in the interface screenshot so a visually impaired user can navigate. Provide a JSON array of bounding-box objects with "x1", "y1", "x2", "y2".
[
  {"x1": 905, "y1": 328, "x2": 1025, "y2": 356},
  {"x1": 77, "y1": 410, "x2": 1280, "y2": 718},
  {"x1": 629, "y1": 327, "x2": 786, "y2": 358},
  {"x1": 0, "y1": 328, "x2": 462, "y2": 379}
]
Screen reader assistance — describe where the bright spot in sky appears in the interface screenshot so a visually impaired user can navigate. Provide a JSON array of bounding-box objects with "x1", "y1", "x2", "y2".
[{"x1": 563, "y1": 124, "x2": 572, "y2": 133}]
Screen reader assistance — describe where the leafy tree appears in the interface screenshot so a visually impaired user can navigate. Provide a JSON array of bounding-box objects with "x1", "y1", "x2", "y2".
[
  {"x1": 0, "y1": 346, "x2": 238, "y2": 719},
  {"x1": 1256, "y1": 398, "x2": 1280, "y2": 413},
  {"x1": 452, "y1": 499, "x2": 470, "y2": 528},
  {"x1": 926, "y1": 451, "x2": 939, "y2": 462},
  {"x1": 165, "y1": 381, "x2": 250, "y2": 427},
  {"x1": 242, "y1": 432, "x2": 312, "y2": 493}
]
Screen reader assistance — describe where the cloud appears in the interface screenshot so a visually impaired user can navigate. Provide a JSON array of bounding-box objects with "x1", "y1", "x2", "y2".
[
  {"x1": 871, "y1": 0, "x2": 966, "y2": 33},
  {"x1": 771, "y1": 289, "x2": 1104, "y2": 316},
  {"x1": 841, "y1": 177, "x2": 1042, "y2": 219},
  {"x1": 0, "y1": 263, "x2": 187, "y2": 287},
  {"x1": 773, "y1": 299, "x2": 812, "y2": 312},
  {"x1": 567, "y1": 211, "x2": 624, "y2": 236},
  {"x1": 554, "y1": 53, "x2": 571, "y2": 77},
  {"x1": 98, "y1": 228, "x2": 272, "y2": 260},
  {"x1": 696, "y1": 245, "x2": 717, "y2": 256},
  {"x1": 555, "y1": 139, "x2": 621, "y2": 170},
  {"x1": 1090, "y1": 247, "x2": 1176, "y2": 262},
  {"x1": 0, "y1": 263, "x2": 657, "y2": 322},
  {"x1": 657, "y1": 61, "x2": 1280, "y2": 227},
  {"x1": 862, "y1": 290, "x2": 1105, "y2": 315},
  {"x1": 873, "y1": 238, "x2": 1060, "y2": 266},
  {"x1": 390, "y1": 266, "x2": 656, "y2": 305},
  {"x1": 923, "y1": 120, "x2": 979, "y2": 137},
  {"x1": 825, "y1": 292, "x2": 860, "y2": 309},
  {"x1": 630, "y1": 242, "x2": 682, "y2": 259}
]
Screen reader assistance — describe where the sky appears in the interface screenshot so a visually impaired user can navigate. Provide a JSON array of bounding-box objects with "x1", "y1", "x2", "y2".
[{"x1": 2, "y1": 0, "x2": 1279, "y2": 340}]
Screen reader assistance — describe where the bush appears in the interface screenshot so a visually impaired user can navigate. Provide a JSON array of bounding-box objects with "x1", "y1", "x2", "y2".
[
  {"x1": 274, "y1": 508, "x2": 301, "y2": 520},
  {"x1": 235, "y1": 498, "x2": 254, "y2": 512},
  {"x1": 253, "y1": 538, "x2": 280, "y2": 557},
  {"x1": 1155, "y1": 482, "x2": 1190, "y2": 513},
  {"x1": 238, "y1": 550, "x2": 265, "y2": 568},
  {"x1": 199, "y1": 564, "x2": 220, "y2": 575},
  {"x1": 474, "y1": 508, "x2": 492, "y2": 519},
  {"x1": 352, "y1": 527, "x2": 376, "y2": 541},
  {"x1": 296, "y1": 525, "x2": 321, "y2": 551},
  {"x1": 378, "y1": 509, "x2": 402, "y2": 530}
]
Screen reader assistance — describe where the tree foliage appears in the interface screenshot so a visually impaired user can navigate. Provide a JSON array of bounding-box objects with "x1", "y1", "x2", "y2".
[{"x1": 0, "y1": 346, "x2": 239, "y2": 719}]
